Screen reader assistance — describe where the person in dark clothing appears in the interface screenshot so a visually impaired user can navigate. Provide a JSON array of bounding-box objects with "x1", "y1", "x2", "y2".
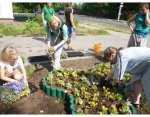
[{"x1": 65, "y1": 3, "x2": 76, "y2": 51}]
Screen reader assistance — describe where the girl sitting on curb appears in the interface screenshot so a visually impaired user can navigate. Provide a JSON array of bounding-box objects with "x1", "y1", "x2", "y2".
[{"x1": 0, "y1": 46, "x2": 27, "y2": 84}]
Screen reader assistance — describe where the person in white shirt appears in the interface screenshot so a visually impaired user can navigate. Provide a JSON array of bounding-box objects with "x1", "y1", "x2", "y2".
[
  {"x1": 0, "y1": 46, "x2": 27, "y2": 84},
  {"x1": 104, "y1": 46, "x2": 150, "y2": 110}
]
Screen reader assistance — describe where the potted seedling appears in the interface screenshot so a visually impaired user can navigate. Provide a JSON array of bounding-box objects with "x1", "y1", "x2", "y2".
[
  {"x1": 66, "y1": 82, "x2": 72, "y2": 90},
  {"x1": 73, "y1": 88, "x2": 80, "y2": 97},
  {"x1": 110, "y1": 104, "x2": 118, "y2": 114},
  {"x1": 101, "y1": 105, "x2": 108, "y2": 114},
  {"x1": 71, "y1": 71, "x2": 78, "y2": 78},
  {"x1": 48, "y1": 47, "x2": 54, "y2": 60},
  {"x1": 115, "y1": 93, "x2": 123, "y2": 101},
  {"x1": 76, "y1": 108, "x2": 84, "y2": 114},
  {"x1": 47, "y1": 74, "x2": 55, "y2": 86},
  {"x1": 88, "y1": 101, "x2": 98, "y2": 107},
  {"x1": 56, "y1": 79, "x2": 65, "y2": 87},
  {"x1": 75, "y1": 97, "x2": 83, "y2": 105}
]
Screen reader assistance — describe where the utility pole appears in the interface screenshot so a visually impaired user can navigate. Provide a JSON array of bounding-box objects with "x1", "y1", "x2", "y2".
[{"x1": 117, "y1": 2, "x2": 124, "y2": 21}]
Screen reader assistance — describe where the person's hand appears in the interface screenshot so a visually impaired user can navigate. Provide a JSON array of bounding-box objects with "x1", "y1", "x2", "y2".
[
  {"x1": 43, "y1": 20, "x2": 47, "y2": 26},
  {"x1": 105, "y1": 75, "x2": 111, "y2": 81},
  {"x1": 112, "y1": 79, "x2": 119, "y2": 87},
  {"x1": 146, "y1": 9, "x2": 149, "y2": 13},
  {"x1": 53, "y1": 45, "x2": 58, "y2": 52},
  {"x1": 48, "y1": 45, "x2": 51, "y2": 49},
  {"x1": 146, "y1": 9, "x2": 149, "y2": 16}
]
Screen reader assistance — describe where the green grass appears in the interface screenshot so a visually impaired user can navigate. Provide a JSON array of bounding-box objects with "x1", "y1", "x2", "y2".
[
  {"x1": 79, "y1": 20, "x2": 130, "y2": 34},
  {"x1": 0, "y1": 20, "x2": 45, "y2": 37},
  {"x1": 76, "y1": 25, "x2": 109, "y2": 35},
  {"x1": 0, "y1": 18, "x2": 109, "y2": 36},
  {"x1": 0, "y1": 23, "x2": 24, "y2": 36}
]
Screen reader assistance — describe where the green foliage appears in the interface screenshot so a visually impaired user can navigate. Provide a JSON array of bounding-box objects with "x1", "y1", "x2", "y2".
[
  {"x1": 24, "y1": 19, "x2": 36, "y2": 33},
  {"x1": 115, "y1": 93, "x2": 123, "y2": 101},
  {"x1": 26, "y1": 65, "x2": 36, "y2": 77},
  {"x1": 74, "y1": 3, "x2": 83, "y2": 10},
  {"x1": 0, "y1": 81, "x2": 30, "y2": 107},
  {"x1": 82, "y1": 3, "x2": 141, "y2": 20},
  {"x1": 0, "y1": 23, "x2": 23, "y2": 36},
  {"x1": 23, "y1": 19, "x2": 45, "y2": 35},
  {"x1": 13, "y1": 3, "x2": 29, "y2": 13},
  {"x1": 76, "y1": 108, "x2": 84, "y2": 114},
  {"x1": 74, "y1": 20, "x2": 79, "y2": 27},
  {"x1": 33, "y1": 15, "x2": 43, "y2": 26}
]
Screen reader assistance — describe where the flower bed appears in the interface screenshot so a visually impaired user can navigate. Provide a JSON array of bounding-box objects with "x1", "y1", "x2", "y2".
[
  {"x1": 41, "y1": 63, "x2": 137, "y2": 114},
  {"x1": 0, "y1": 79, "x2": 30, "y2": 107}
]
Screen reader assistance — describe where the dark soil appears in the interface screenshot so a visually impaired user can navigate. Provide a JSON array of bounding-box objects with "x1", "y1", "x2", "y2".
[
  {"x1": 0, "y1": 57, "x2": 100, "y2": 114},
  {"x1": 0, "y1": 57, "x2": 149, "y2": 114}
]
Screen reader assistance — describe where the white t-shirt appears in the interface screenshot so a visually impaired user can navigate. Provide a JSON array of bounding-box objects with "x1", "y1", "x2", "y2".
[{"x1": 0, "y1": 56, "x2": 22, "y2": 72}]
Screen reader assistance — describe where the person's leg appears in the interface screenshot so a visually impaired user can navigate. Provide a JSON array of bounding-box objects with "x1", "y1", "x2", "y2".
[
  {"x1": 127, "y1": 33, "x2": 136, "y2": 47},
  {"x1": 133, "y1": 79, "x2": 142, "y2": 104},
  {"x1": 5, "y1": 68, "x2": 14, "y2": 78},
  {"x1": 66, "y1": 26, "x2": 74, "y2": 50},
  {"x1": 141, "y1": 67, "x2": 150, "y2": 111},
  {"x1": 45, "y1": 21, "x2": 50, "y2": 44},
  {"x1": 66, "y1": 38, "x2": 71, "y2": 49},
  {"x1": 139, "y1": 36, "x2": 147, "y2": 47},
  {"x1": 13, "y1": 71, "x2": 24, "y2": 81},
  {"x1": 53, "y1": 45, "x2": 63, "y2": 69}
]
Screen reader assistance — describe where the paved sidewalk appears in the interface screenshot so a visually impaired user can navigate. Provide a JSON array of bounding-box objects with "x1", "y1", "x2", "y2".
[{"x1": 0, "y1": 29, "x2": 149, "y2": 66}]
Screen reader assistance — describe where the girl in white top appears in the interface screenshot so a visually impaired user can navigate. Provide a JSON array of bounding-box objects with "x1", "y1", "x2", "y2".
[
  {"x1": 104, "y1": 46, "x2": 150, "y2": 110},
  {"x1": 0, "y1": 46, "x2": 27, "y2": 83}
]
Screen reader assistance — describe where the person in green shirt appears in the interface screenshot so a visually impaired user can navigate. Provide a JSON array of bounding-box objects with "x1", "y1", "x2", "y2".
[
  {"x1": 127, "y1": 3, "x2": 150, "y2": 47},
  {"x1": 42, "y1": 3, "x2": 55, "y2": 44}
]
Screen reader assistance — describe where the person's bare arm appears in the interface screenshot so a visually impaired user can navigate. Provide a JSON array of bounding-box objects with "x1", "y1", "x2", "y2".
[
  {"x1": 42, "y1": 12, "x2": 46, "y2": 26},
  {"x1": 127, "y1": 14, "x2": 136, "y2": 32},
  {"x1": 18, "y1": 57, "x2": 27, "y2": 82},
  {"x1": 0, "y1": 66, "x2": 17, "y2": 82},
  {"x1": 145, "y1": 9, "x2": 150, "y2": 25}
]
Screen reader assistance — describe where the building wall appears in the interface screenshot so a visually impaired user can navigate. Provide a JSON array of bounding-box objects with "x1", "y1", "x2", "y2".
[{"x1": 0, "y1": 1, "x2": 14, "y2": 22}]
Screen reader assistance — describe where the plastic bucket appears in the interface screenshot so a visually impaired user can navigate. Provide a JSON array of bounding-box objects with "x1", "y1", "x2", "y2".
[{"x1": 93, "y1": 43, "x2": 102, "y2": 56}]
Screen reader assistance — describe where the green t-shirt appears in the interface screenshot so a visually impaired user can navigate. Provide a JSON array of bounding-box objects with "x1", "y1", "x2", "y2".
[
  {"x1": 134, "y1": 12, "x2": 150, "y2": 36},
  {"x1": 42, "y1": 5, "x2": 55, "y2": 21}
]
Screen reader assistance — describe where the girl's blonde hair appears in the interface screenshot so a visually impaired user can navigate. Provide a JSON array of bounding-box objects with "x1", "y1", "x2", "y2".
[
  {"x1": 104, "y1": 47, "x2": 123, "y2": 60},
  {"x1": 48, "y1": 16, "x2": 61, "y2": 27},
  {"x1": 0, "y1": 46, "x2": 19, "y2": 62}
]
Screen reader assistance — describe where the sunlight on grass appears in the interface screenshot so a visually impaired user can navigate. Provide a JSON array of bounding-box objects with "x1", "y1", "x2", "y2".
[
  {"x1": 76, "y1": 26, "x2": 109, "y2": 36},
  {"x1": 79, "y1": 20, "x2": 130, "y2": 34}
]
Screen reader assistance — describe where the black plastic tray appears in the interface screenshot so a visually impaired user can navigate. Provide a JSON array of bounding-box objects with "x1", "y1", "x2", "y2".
[
  {"x1": 28, "y1": 82, "x2": 38, "y2": 93},
  {"x1": 28, "y1": 55, "x2": 50, "y2": 64},
  {"x1": 66, "y1": 51, "x2": 84, "y2": 57}
]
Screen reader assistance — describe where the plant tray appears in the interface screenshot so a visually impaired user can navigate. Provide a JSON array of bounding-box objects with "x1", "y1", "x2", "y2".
[
  {"x1": 28, "y1": 55, "x2": 50, "y2": 64},
  {"x1": 66, "y1": 51, "x2": 84, "y2": 57},
  {"x1": 28, "y1": 82, "x2": 38, "y2": 93}
]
